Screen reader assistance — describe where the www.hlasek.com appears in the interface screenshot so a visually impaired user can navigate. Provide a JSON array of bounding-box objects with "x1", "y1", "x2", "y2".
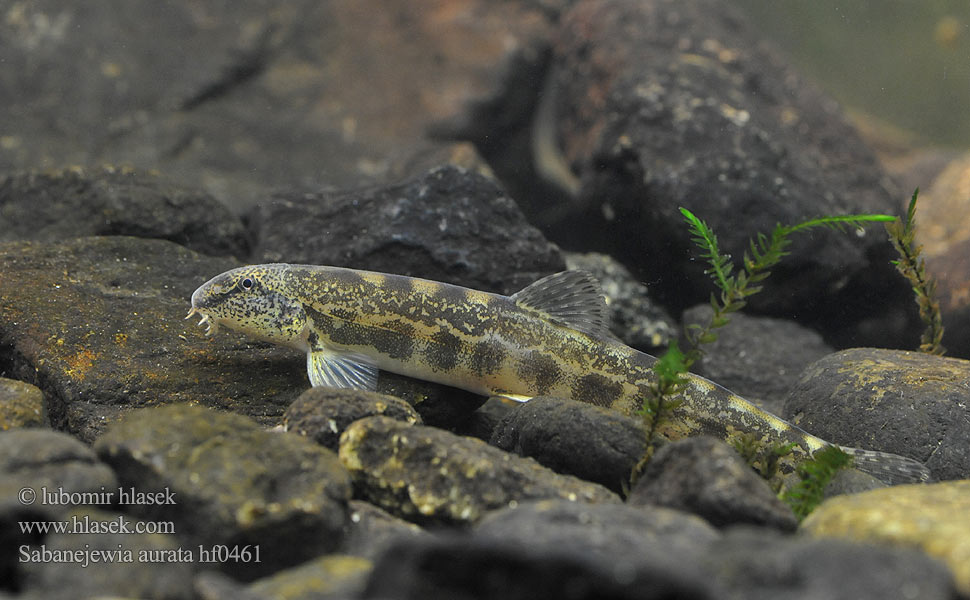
[{"x1": 17, "y1": 486, "x2": 261, "y2": 567}]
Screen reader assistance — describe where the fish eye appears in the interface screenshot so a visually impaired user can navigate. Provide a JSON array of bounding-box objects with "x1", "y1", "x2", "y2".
[{"x1": 240, "y1": 277, "x2": 255, "y2": 290}]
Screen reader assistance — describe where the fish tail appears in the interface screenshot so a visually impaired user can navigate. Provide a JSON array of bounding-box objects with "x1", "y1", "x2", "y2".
[{"x1": 839, "y1": 446, "x2": 932, "y2": 485}]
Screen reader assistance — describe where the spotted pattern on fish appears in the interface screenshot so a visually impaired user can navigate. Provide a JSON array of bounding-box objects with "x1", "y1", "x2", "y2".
[{"x1": 188, "y1": 264, "x2": 932, "y2": 484}]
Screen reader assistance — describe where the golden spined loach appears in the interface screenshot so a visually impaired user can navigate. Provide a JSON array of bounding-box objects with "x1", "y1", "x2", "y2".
[{"x1": 188, "y1": 264, "x2": 932, "y2": 485}]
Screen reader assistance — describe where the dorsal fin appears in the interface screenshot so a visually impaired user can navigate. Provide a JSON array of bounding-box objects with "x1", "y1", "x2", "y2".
[{"x1": 511, "y1": 270, "x2": 617, "y2": 341}]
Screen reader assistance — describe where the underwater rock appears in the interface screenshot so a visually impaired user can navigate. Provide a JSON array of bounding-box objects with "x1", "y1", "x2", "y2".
[
  {"x1": 803, "y1": 481, "x2": 970, "y2": 596},
  {"x1": 94, "y1": 405, "x2": 351, "y2": 580},
  {"x1": 254, "y1": 165, "x2": 566, "y2": 295},
  {"x1": 0, "y1": 1, "x2": 557, "y2": 212},
  {"x1": 490, "y1": 396, "x2": 646, "y2": 495},
  {"x1": 194, "y1": 572, "x2": 273, "y2": 600},
  {"x1": 783, "y1": 348, "x2": 970, "y2": 481},
  {"x1": 360, "y1": 531, "x2": 714, "y2": 600},
  {"x1": 531, "y1": 0, "x2": 913, "y2": 348},
  {"x1": 339, "y1": 500, "x2": 432, "y2": 561},
  {"x1": 822, "y1": 468, "x2": 886, "y2": 498},
  {"x1": 917, "y1": 153, "x2": 970, "y2": 359},
  {"x1": 338, "y1": 416, "x2": 619, "y2": 526},
  {"x1": 474, "y1": 499, "x2": 718, "y2": 569},
  {"x1": 0, "y1": 429, "x2": 118, "y2": 519},
  {"x1": 628, "y1": 436, "x2": 798, "y2": 531},
  {"x1": 360, "y1": 498, "x2": 957, "y2": 599},
  {"x1": 0, "y1": 429, "x2": 118, "y2": 590},
  {"x1": 703, "y1": 526, "x2": 958, "y2": 600},
  {"x1": 19, "y1": 507, "x2": 194, "y2": 600},
  {"x1": 564, "y1": 251, "x2": 678, "y2": 352},
  {"x1": 0, "y1": 378, "x2": 45, "y2": 430},
  {"x1": 682, "y1": 304, "x2": 834, "y2": 416},
  {"x1": 284, "y1": 387, "x2": 422, "y2": 451},
  {"x1": 454, "y1": 396, "x2": 519, "y2": 442},
  {"x1": 0, "y1": 236, "x2": 307, "y2": 441},
  {"x1": 246, "y1": 554, "x2": 372, "y2": 600},
  {"x1": 0, "y1": 167, "x2": 249, "y2": 257}
]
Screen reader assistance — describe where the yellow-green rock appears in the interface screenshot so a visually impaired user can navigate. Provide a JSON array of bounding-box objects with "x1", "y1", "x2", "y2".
[
  {"x1": 803, "y1": 480, "x2": 970, "y2": 595},
  {"x1": 248, "y1": 554, "x2": 372, "y2": 600},
  {"x1": 0, "y1": 377, "x2": 45, "y2": 429}
]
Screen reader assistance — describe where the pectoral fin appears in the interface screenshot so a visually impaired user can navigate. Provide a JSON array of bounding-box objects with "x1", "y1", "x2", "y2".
[
  {"x1": 493, "y1": 392, "x2": 532, "y2": 403},
  {"x1": 307, "y1": 347, "x2": 379, "y2": 391}
]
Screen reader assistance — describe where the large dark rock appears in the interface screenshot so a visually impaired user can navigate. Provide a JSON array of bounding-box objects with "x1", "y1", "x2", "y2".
[
  {"x1": 0, "y1": 430, "x2": 118, "y2": 516},
  {"x1": 490, "y1": 396, "x2": 647, "y2": 494},
  {"x1": 0, "y1": 429, "x2": 118, "y2": 592},
  {"x1": 19, "y1": 507, "x2": 195, "y2": 600},
  {"x1": 94, "y1": 405, "x2": 352, "y2": 580},
  {"x1": 0, "y1": 1, "x2": 559, "y2": 212},
  {"x1": 284, "y1": 387, "x2": 422, "y2": 451},
  {"x1": 338, "y1": 416, "x2": 619, "y2": 526},
  {"x1": 474, "y1": 499, "x2": 719, "y2": 570},
  {"x1": 339, "y1": 500, "x2": 431, "y2": 561},
  {"x1": 0, "y1": 236, "x2": 306, "y2": 441},
  {"x1": 361, "y1": 533, "x2": 714, "y2": 600},
  {"x1": 703, "y1": 527, "x2": 958, "y2": 600},
  {"x1": 627, "y1": 436, "x2": 798, "y2": 531},
  {"x1": 530, "y1": 0, "x2": 916, "y2": 347},
  {"x1": 783, "y1": 348, "x2": 970, "y2": 481},
  {"x1": 681, "y1": 304, "x2": 834, "y2": 416},
  {"x1": 0, "y1": 167, "x2": 249, "y2": 257},
  {"x1": 254, "y1": 165, "x2": 566, "y2": 295}
]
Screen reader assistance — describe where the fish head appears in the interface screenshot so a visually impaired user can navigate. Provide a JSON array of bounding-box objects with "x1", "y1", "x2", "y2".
[{"x1": 187, "y1": 264, "x2": 309, "y2": 350}]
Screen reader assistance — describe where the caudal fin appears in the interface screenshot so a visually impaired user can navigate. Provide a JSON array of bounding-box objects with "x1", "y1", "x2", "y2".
[{"x1": 839, "y1": 446, "x2": 933, "y2": 485}]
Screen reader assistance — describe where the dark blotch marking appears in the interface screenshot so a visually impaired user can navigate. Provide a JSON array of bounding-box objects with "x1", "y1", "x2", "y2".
[
  {"x1": 328, "y1": 268, "x2": 366, "y2": 289},
  {"x1": 572, "y1": 373, "x2": 624, "y2": 407},
  {"x1": 367, "y1": 319, "x2": 416, "y2": 361},
  {"x1": 470, "y1": 339, "x2": 506, "y2": 377},
  {"x1": 431, "y1": 283, "x2": 471, "y2": 308},
  {"x1": 423, "y1": 328, "x2": 462, "y2": 372},
  {"x1": 306, "y1": 306, "x2": 415, "y2": 360},
  {"x1": 517, "y1": 351, "x2": 563, "y2": 395},
  {"x1": 379, "y1": 274, "x2": 415, "y2": 297},
  {"x1": 329, "y1": 322, "x2": 367, "y2": 346}
]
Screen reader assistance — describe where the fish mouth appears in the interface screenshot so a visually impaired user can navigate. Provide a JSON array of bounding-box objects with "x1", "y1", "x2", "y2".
[{"x1": 185, "y1": 307, "x2": 219, "y2": 336}]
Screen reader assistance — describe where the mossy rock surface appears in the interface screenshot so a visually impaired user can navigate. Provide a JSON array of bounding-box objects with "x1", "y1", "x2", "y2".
[
  {"x1": 95, "y1": 404, "x2": 352, "y2": 579},
  {"x1": 0, "y1": 236, "x2": 307, "y2": 441},
  {"x1": 339, "y1": 416, "x2": 619, "y2": 526},
  {"x1": 248, "y1": 554, "x2": 372, "y2": 600},
  {"x1": 0, "y1": 378, "x2": 45, "y2": 430},
  {"x1": 784, "y1": 348, "x2": 970, "y2": 481},
  {"x1": 803, "y1": 480, "x2": 970, "y2": 596}
]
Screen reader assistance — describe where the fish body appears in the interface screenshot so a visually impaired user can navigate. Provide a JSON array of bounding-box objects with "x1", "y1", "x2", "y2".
[{"x1": 188, "y1": 264, "x2": 930, "y2": 484}]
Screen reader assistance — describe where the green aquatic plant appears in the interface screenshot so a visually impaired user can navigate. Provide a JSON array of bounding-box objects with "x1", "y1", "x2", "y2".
[
  {"x1": 781, "y1": 445, "x2": 853, "y2": 521},
  {"x1": 885, "y1": 189, "x2": 945, "y2": 355},
  {"x1": 631, "y1": 340, "x2": 687, "y2": 481},
  {"x1": 731, "y1": 432, "x2": 796, "y2": 489},
  {"x1": 679, "y1": 207, "x2": 897, "y2": 364},
  {"x1": 633, "y1": 208, "x2": 894, "y2": 487}
]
